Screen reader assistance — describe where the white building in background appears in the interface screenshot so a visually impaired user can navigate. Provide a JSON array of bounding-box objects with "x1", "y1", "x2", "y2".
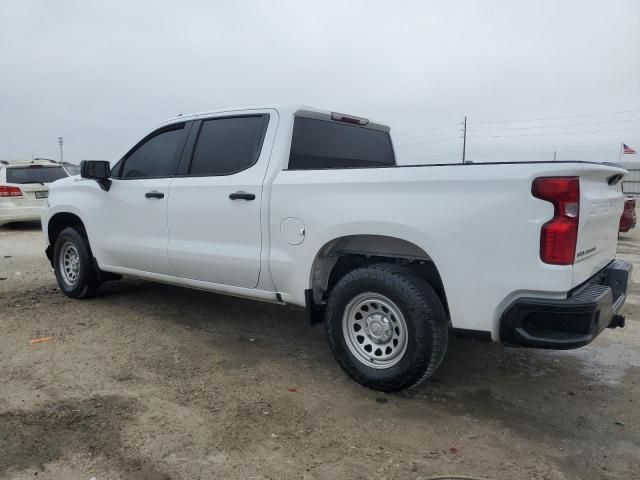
[{"x1": 620, "y1": 159, "x2": 640, "y2": 195}]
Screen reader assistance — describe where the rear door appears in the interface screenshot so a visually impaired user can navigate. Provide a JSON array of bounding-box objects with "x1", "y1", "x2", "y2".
[
  {"x1": 573, "y1": 164, "x2": 627, "y2": 286},
  {"x1": 167, "y1": 111, "x2": 276, "y2": 288},
  {"x1": 90, "y1": 122, "x2": 189, "y2": 275}
]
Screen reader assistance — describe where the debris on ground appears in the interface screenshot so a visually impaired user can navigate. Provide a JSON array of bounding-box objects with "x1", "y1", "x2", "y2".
[{"x1": 29, "y1": 337, "x2": 51, "y2": 344}]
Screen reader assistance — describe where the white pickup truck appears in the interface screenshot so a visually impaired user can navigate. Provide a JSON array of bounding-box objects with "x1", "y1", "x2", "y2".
[{"x1": 41, "y1": 105, "x2": 631, "y2": 392}]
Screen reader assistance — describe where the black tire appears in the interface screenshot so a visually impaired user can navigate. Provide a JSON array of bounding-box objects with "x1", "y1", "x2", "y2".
[
  {"x1": 53, "y1": 227, "x2": 100, "y2": 299},
  {"x1": 325, "y1": 264, "x2": 448, "y2": 392}
]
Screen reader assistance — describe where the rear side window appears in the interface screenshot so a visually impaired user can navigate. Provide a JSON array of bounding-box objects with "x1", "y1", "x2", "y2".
[
  {"x1": 288, "y1": 117, "x2": 395, "y2": 170},
  {"x1": 189, "y1": 115, "x2": 269, "y2": 176},
  {"x1": 6, "y1": 166, "x2": 67, "y2": 184},
  {"x1": 120, "y1": 124, "x2": 185, "y2": 179}
]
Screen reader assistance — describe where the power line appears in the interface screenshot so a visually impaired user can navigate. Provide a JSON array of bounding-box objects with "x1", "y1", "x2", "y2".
[
  {"x1": 467, "y1": 151, "x2": 557, "y2": 156},
  {"x1": 460, "y1": 149, "x2": 614, "y2": 156},
  {"x1": 399, "y1": 146, "x2": 620, "y2": 163},
  {"x1": 394, "y1": 136, "x2": 461, "y2": 147},
  {"x1": 399, "y1": 153, "x2": 460, "y2": 160},
  {"x1": 469, "y1": 126, "x2": 639, "y2": 138},
  {"x1": 547, "y1": 148, "x2": 617, "y2": 153},
  {"x1": 471, "y1": 108, "x2": 640, "y2": 125},
  {"x1": 392, "y1": 128, "x2": 460, "y2": 141},
  {"x1": 392, "y1": 108, "x2": 640, "y2": 137},
  {"x1": 392, "y1": 124, "x2": 460, "y2": 137},
  {"x1": 469, "y1": 117, "x2": 640, "y2": 132},
  {"x1": 393, "y1": 109, "x2": 640, "y2": 160}
]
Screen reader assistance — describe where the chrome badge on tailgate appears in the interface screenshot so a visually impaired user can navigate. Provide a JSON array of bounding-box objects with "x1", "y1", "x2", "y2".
[{"x1": 576, "y1": 246, "x2": 597, "y2": 260}]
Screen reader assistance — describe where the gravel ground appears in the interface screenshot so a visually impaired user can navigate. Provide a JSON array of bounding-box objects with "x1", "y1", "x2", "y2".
[{"x1": 0, "y1": 221, "x2": 639, "y2": 480}]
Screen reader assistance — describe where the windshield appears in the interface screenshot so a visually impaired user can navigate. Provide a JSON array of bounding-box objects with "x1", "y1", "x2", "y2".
[{"x1": 6, "y1": 166, "x2": 68, "y2": 184}]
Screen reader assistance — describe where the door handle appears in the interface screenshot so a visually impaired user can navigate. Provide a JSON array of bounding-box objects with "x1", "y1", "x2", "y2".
[
  {"x1": 229, "y1": 191, "x2": 255, "y2": 201},
  {"x1": 145, "y1": 191, "x2": 165, "y2": 199}
]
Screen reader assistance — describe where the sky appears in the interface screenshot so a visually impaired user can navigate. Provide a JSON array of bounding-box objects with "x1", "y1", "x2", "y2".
[{"x1": 1, "y1": 0, "x2": 639, "y2": 165}]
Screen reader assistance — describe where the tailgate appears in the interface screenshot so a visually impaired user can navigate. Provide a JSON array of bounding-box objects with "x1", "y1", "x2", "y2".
[
  {"x1": 573, "y1": 164, "x2": 626, "y2": 287},
  {"x1": 4, "y1": 164, "x2": 67, "y2": 206},
  {"x1": 14, "y1": 183, "x2": 49, "y2": 206}
]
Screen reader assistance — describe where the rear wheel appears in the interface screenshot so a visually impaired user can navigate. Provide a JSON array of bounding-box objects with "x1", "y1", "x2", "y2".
[
  {"x1": 53, "y1": 227, "x2": 100, "y2": 298},
  {"x1": 325, "y1": 264, "x2": 448, "y2": 392}
]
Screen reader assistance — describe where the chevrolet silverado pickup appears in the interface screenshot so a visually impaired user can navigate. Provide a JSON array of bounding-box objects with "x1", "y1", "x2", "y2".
[{"x1": 41, "y1": 105, "x2": 631, "y2": 392}]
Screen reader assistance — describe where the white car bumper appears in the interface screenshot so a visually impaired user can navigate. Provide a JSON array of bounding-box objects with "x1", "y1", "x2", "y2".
[{"x1": 0, "y1": 205, "x2": 42, "y2": 226}]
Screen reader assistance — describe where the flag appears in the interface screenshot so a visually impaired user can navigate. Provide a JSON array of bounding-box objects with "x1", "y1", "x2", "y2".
[{"x1": 623, "y1": 143, "x2": 637, "y2": 154}]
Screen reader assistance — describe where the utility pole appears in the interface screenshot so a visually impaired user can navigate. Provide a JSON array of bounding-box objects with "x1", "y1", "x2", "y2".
[
  {"x1": 58, "y1": 137, "x2": 64, "y2": 163},
  {"x1": 461, "y1": 116, "x2": 467, "y2": 164},
  {"x1": 553, "y1": 151, "x2": 557, "y2": 161},
  {"x1": 618, "y1": 142, "x2": 623, "y2": 163}
]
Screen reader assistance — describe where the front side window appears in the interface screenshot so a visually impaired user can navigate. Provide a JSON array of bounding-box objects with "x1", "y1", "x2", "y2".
[
  {"x1": 189, "y1": 115, "x2": 269, "y2": 176},
  {"x1": 288, "y1": 117, "x2": 395, "y2": 170},
  {"x1": 120, "y1": 124, "x2": 185, "y2": 179}
]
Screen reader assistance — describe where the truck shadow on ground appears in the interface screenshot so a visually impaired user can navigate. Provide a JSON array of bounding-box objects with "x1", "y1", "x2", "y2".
[
  {"x1": 0, "y1": 395, "x2": 173, "y2": 480},
  {"x1": 98, "y1": 277, "x2": 634, "y2": 414}
]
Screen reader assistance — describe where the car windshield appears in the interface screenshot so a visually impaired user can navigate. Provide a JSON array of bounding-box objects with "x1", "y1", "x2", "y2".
[{"x1": 6, "y1": 166, "x2": 68, "y2": 184}]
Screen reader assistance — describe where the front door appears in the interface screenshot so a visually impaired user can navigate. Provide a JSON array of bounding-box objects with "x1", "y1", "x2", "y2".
[
  {"x1": 167, "y1": 111, "x2": 276, "y2": 288},
  {"x1": 91, "y1": 122, "x2": 188, "y2": 275}
]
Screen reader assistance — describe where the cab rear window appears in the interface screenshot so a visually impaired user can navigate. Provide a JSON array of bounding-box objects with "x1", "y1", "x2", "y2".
[
  {"x1": 6, "y1": 166, "x2": 68, "y2": 184},
  {"x1": 288, "y1": 117, "x2": 395, "y2": 170}
]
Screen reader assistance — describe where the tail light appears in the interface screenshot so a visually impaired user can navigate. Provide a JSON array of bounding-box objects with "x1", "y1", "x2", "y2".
[
  {"x1": 0, "y1": 185, "x2": 23, "y2": 197},
  {"x1": 532, "y1": 177, "x2": 580, "y2": 265}
]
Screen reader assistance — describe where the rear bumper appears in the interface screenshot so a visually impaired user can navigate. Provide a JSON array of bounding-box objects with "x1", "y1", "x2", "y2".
[
  {"x1": 500, "y1": 259, "x2": 632, "y2": 349},
  {"x1": 0, "y1": 205, "x2": 42, "y2": 225}
]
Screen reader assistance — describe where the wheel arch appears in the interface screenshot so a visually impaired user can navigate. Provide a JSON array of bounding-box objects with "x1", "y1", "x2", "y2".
[
  {"x1": 45, "y1": 212, "x2": 86, "y2": 265},
  {"x1": 308, "y1": 234, "x2": 450, "y2": 322}
]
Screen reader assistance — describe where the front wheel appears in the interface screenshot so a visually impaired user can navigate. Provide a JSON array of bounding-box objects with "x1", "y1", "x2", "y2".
[
  {"x1": 53, "y1": 227, "x2": 100, "y2": 299},
  {"x1": 325, "y1": 264, "x2": 448, "y2": 392}
]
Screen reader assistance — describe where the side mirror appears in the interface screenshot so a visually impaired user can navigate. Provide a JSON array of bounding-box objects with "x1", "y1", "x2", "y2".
[{"x1": 80, "y1": 160, "x2": 112, "y2": 191}]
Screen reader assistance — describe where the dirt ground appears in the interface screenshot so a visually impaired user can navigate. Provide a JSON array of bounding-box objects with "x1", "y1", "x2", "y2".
[{"x1": 0, "y1": 222, "x2": 639, "y2": 480}]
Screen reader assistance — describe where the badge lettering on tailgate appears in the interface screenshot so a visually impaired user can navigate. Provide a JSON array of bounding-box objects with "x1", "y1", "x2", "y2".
[{"x1": 576, "y1": 247, "x2": 597, "y2": 259}]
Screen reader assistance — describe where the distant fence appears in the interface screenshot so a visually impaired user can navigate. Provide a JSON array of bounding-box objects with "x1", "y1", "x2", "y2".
[{"x1": 622, "y1": 169, "x2": 640, "y2": 195}]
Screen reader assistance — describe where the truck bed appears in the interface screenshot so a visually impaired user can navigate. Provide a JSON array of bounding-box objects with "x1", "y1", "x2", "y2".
[{"x1": 269, "y1": 160, "x2": 626, "y2": 339}]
